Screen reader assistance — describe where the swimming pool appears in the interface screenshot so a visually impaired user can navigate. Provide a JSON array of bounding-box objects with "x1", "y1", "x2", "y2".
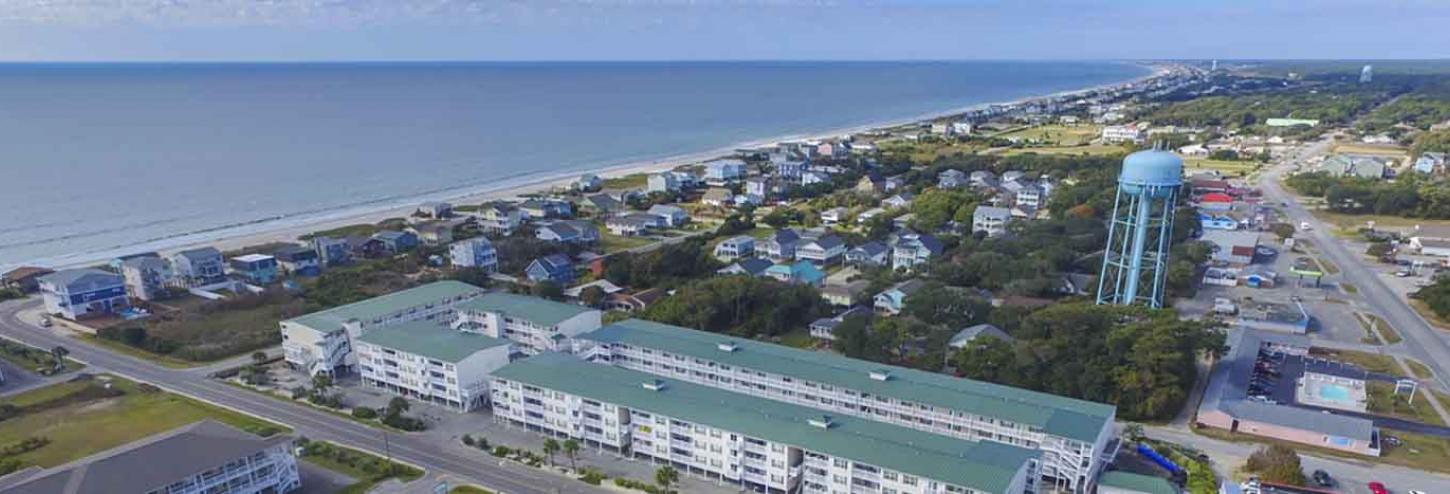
[{"x1": 1318, "y1": 383, "x2": 1354, "y2": 404}]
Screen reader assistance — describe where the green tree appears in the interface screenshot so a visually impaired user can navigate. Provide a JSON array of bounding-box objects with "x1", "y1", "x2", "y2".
[
  {"x1": 655, "y1": 466, "x2": 679, "y2": 492},
  {"x1": 311, "y1": 374, "x2": 333, "y2": 394},
  {"x1": 903, "y1": 283, "x2": 992, "y2": 328},
  {"x1": 531, "y1": 281, "x2": 564, "y2": 300},
  {"x1": 563, "y1": 439, "x2": 581, "y2": 471},
  {"x1": 543, "y1": 438, "x2": 560, "y2": 467},
  {"x1": 1245, "y1": 445, "x2": 1307, "y2": 486},
  {"x1": 386, "y1": 397, "x2": 410, "y2": 417},
  {"x1": 580, "y1": 286, "x2": 607, "y2": 308},
  {"x1": 1271, "y1": 222, "x2": 1296, "y2": 240}
]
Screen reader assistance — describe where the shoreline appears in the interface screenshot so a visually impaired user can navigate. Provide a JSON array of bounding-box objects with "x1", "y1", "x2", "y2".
[{"x1": 15, "y1": 61, "x2": 1167, "y2": 272}]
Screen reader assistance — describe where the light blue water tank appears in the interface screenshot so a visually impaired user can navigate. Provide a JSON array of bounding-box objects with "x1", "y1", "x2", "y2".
[{"x1": 1119, "y1": 149, "x2": 1183, "y2": 196}]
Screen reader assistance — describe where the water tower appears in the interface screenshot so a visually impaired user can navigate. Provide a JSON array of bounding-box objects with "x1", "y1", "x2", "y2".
[{"x1": 1096, "y1": 149, "x2": 1182, "y2": 308}]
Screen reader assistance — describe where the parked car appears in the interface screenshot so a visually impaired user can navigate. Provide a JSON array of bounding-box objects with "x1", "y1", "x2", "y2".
[
  {"x1": 1368, "y1": 481, "x2": 1388, "y2": 494},
  {"x1": 1311, "y1": 469, "x2": 1333, "y2": 487}
]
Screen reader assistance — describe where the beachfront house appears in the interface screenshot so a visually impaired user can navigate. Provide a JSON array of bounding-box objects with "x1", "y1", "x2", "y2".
[
  {"x1": 519, "y1": 199, "x2": 573, "y2": 220},
  {"x1": 704, "y1": 158, "x2": 746, "y2": 184},
  {"x1": 310, "y1": 236, "x2": 352, "y2": 267},
  {"x1": 417, "y1": 201, "x2": 453, "y2": 219},
  {"x1": 274, "y1": 245, "x2": 322, "y2": 277},
  {"x1": 574, "y1": 174, "x2": 603, "y2": 192},
  {"x1": 370, "y1": 230, "x2": 419, "y2": 255},
  {"x1": 229, "y1": 254, "x2": 279, "y2": 284},
  {"x1": 170, "y1": 247, "x2": 226, "y2": 287},
  {"x1": 121, "y1": 255, "x2": 172, "y2": 302},
  {"x1": 39, "y1": 268, "x2": 129, "y2": 320},
  {"x1": 479, "y1": 203, "x2": 524, "y2": 235},
  {"x1": 647, "y1": 172, "x2": 679, "y2": 193}
]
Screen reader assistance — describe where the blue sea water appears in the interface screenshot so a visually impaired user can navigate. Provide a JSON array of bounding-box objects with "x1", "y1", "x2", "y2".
[{"x1": 0, "y1": 61, "x2": 1146, "y2": 268}]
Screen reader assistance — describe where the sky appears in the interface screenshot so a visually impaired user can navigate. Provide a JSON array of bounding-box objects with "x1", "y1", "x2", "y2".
[{"x1": 0, "y1": 0, "x2": 1446, "y2": 62}]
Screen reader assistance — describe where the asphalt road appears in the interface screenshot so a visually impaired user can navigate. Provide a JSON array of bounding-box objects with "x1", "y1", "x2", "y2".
[
  {"x1": 0, "y1": 299, "x2": 608, "y2": 494},
  {"x1": 1259, "y1": 139, "x2": 1450, "y2": 393}
]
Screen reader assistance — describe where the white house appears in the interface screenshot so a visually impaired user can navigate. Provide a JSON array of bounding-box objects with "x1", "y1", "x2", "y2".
[
  {"x1": 121, "y1": 255, "x2": 172, "y2": 301},
  {"x1": 703, "y1": 158, "x2": 747, "y2": 184},
  {"x1": 972, "y1": 206, "x2": 1013, "y2": 238},
  {"x1": 647, "y1": 172, "x2": 679, "y2": 193},
  {"x1": 1101, "y1": 124, "x2": 1145, "y2": 144},
  {"x1": 702, "y1": 187, "x2": 734, "y2": 207},
  {"x1": 479, "y1": 203, "x2": 524, "y2": 235},
  {"x1": 170, "y1": 247, "x2": 226, "y2": 287},
  {"x1": 647, "y1": 204, "x2": 689, "y2": 227},
  {"x1": 892, "y1": 233, "x2": 944, "y2": 271},
  {"x1": 713, "y1": 235, "x2": 756, "y2": 261},
  {"x1": 820, "y1": 207, "x2": 848, "y2": 225},
  {"x1": 39, "y1": 268, "x2": 128, "y2": 320},
  {"x1": 795, "y1": 234, "x2": 846, "y2": 264},
  {"x1": 449, "y1": 237, "x2": 498, "y2": 271},
  {"x1": 759, "y1": 229, "x2": 802, "y2": 261},
  {"x1": 938, "y1": 169, "x2": 968, "y2": 188},
  {"x1": 606, "y1": 214, "x2": 660, "y2": 236}
]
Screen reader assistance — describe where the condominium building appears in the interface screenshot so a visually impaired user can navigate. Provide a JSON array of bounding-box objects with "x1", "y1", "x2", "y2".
[
  {"x1": 356, "y1": 321, "x2": 512, "y2": 412},
  {"x1": 577, "y1": 319, "x2": 1118, "y2": 493},
  {"x1": 280, "y1": 281, "x2": 486, "y2": 376},
  {"x1": 452, "y1": 292, "x2": 602, "y2": 355},
  {"x1": 492, "y1": 353, "x2": 1039, "y2": 494},
  {"x1": 0, "y1": 420, "x2": 299, "y2": 494}
]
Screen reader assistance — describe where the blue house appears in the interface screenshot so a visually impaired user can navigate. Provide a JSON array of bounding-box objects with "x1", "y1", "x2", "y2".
[
  {"x1": 38, "y1": 268, "x2": 128, "y2": 320},
  {"x1": 229, "y1": 254, "x2": 280, "y2": 284},
  {"x1": 526, "y1": 254, "x2": 576, "y2": 284},
  {"x1": 370, "y1": 230, "x2": 419, "y2": 254},
  {"x1": 764, "y1": 261, "x2": 825, "y2": 287}
]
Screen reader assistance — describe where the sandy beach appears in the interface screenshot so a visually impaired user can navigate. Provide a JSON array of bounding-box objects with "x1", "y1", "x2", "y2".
[{"x1": 32, "y1": 62, "x2": 1167, "y2": 271}]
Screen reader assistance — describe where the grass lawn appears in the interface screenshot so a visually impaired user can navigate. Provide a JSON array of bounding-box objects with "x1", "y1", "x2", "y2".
[
  {"x1": 0, "y1": 339, "x2": 84, "y2": 374},
  {"x1": 776, "y1": 328, "x2": 816, "y2": 349},
  {"x1": 879, "y1": 140, "x2": 988, "y2": 162},
  {"x1": 1309, "y1": 347, "x2": 1404, "y2": 377},
  {"x1": 1309, "y1": 209, "x2": 1450, "y2": 232},
  {"x1": 995, "y1": 124, "x2": 1102, "y2": 146},
  {"x1": 601, "y1": 173, "x2": 647, "y2": 190},
  {"x1": 0, "y1": 375, "x2": 288, "y2": 468},
  {"x1": 1409, "y1": 300, "x2": 1450, "y2": 333},
  {"x1": 1183, "y1": 158, "x2": 1262, "y2": 177},
  {"x1": 450, "y1": 487, "x2": 497, "y2": 494},
  {"x1": 299, "y1": 441, "x2": 424, "y2": 494},
  {"x1": 79, "y1": 335, "x2": 203, "y2": 369},
  {"x1": 1406, "y1": 358, "x2": 1435, "y2": 379},
  {"x1": 599, "y1": 232, "x2": 655, "y2": 253},
  {"x1": 1194, "y1": 425, "x2": 1450, "y2": 474},
  {"x1": 1331, "y1": 143, "x2": 1409, "y2": 157},
  {"x1": 1358, "y1": 313, "x2": 1402, "y2": 344},
  {"x1": 994, "y1": 144, "x2": 1127, "y2": 157},
  {"x1": 1367, "y1": 381, "x2": 1447, "y2": 427}
]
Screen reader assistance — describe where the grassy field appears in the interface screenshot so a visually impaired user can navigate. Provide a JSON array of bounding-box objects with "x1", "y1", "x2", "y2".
[
  {"x1": 1359, "y1": 313, "x2": 1402, "y2": 344},
  {"x1": 1406, "y1": 358, "x2": 1435, "y2": 379},
  {"x1": 299, "y1": 440, "x2": 424, "y2": 494},
  {"x1": 78, "y1": 335, "x2": 203, "y2": 369},
  {"x1": 1310, "y1": 347, "x2": 1404, "y2": 377},
  {"x1": 1309, "y1": 209, "x2": 1450, "y2": 232},
  {"x1": 1331, "y1": 143, "x2": 1410, "y2": 157},
  {"x1": 0, "y1": 375, "x2": 287, "y2": 468},
  {"x1": 601, "y1": 173, "x2": 648, "y2": 190},
  {"x1": 0, "y1": 339, "x2": 84, "y2": 375},
  {"x1": 1194, "y1": 425, "x2": 1450, "y2": 474},
  {"x1": 995, "y1": 124, "x2": 1101, "y2": 146},
  {"x1": 1367, "y1": 381, "x2": 1447, "y2": 427},
  {"x1": 1409, "y1": 300, "x2": 1450, "y2": 333},
  {"x1": 879, "y1": 139, "x2": 988, "y2": 162},
  {"x1": 1183, "y1": 158, "x2": 1262, "y2": 177},
  {"x1": 994, "y1": 144, "x2": 1127, "y2": 157},
  {"x1": 598, "y1": 232, "x2": 655, "y2": 253},
  {"x1": 450, "y1": 487, "x2": 497, "y2": 494},
  {"x1": 775, "y1": 328, "x2": 816, "y2": 349}
]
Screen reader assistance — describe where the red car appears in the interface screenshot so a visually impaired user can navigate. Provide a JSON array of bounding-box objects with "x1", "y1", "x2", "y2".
[{"x1": 1368, "y1": 481, "x2": 1388, "y2": 494}]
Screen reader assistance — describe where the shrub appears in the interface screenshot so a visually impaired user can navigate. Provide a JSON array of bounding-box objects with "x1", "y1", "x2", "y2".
[
  {"x1": 461, "y1": 434, "x2": 475, "y2": 446},
  {"x1": 352, "y1": 407, "x2": 378, "y2": 419},
  {"x1": 491, "y1": 446, "x2": 511, "y2": 458}
]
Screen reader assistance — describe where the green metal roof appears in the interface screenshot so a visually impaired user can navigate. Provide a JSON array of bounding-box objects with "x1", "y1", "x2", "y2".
[
  {"x1": 355, "y1": 321, "x2": 509, "y2": 363},
  {"x1": 285, "y1": 281, "x2": 484, "y2": 334},
  {"x1": 456, "y1": 292, "x2": 594, "y2": 327},
  {"x1": 1097, "y1": 471, "x2": 1178, "y2": 494},
  {"x1": 495, "y1": 353, "x2": 1038, "y2": 494},
  {"x1": 581, "y1": 319, "x2": 1115, "y2": 442}
]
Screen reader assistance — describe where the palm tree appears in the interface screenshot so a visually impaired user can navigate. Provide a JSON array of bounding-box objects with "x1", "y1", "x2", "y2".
[
  {"x1": 311, "y1": 374, "x2": 332, "y2": 394},
  {"x1": 386, "y1": 397, "x2": 410, "y2": 418},
  {"x1": 250, "y1": 351, "x2": 268, "y2": 365},
  {"x1": 655, "y1": 466, "x2": 678, "y2": 493},
  {"x1": 562, "y1": 439, "x2": 580, "y2": 471},
  {"x1": 49, "y1": 346, "x2": 69, "y2": 373},
  {"x1": 542, "y1": 438, "x2": 560, "y2": 467}
]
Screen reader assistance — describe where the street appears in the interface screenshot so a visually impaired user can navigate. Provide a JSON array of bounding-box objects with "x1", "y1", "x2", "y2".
[{"x1": 0, "y1": 298, "x2": 610, "y2": 494}]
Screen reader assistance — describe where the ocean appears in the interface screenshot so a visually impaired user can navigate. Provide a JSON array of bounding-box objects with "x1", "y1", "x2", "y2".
[{"x1": 0, "y1": 61, "x2": 1146, "y2": 269}]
